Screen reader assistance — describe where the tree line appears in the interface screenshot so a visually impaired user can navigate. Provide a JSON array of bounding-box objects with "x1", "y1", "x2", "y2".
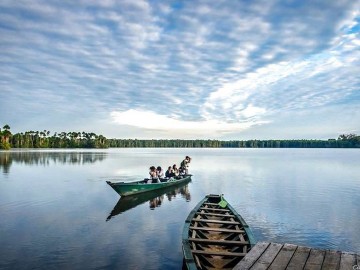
[
  {"x1": 0, "y1": 125, "x2": 109, "y2": 149},
  {"x1": 108, "y1": 136, "x2": 360, "y2": 148},
  {"x1": 1, "y1": 124, "x2": 359, "y2": 149}
]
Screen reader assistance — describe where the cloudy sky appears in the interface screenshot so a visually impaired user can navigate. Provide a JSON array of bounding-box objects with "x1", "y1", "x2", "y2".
[{"x1": 1, "y1": 0, "x2": 359, "y2": 139}]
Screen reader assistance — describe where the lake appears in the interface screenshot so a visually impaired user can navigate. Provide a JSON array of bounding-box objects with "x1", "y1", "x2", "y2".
[{"x1": 0, "y1": 148, "x2": 359, "y2": 269}]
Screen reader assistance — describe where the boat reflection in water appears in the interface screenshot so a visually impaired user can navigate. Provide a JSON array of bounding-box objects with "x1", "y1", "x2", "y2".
[{"x1": 106, "y1": 178, "x2": 191, "y2": 221}]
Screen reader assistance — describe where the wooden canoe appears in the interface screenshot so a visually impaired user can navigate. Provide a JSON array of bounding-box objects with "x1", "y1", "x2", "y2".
[
  {"x1": 106, "y1": 174, "x2": 192, "y2": 196},
  {"x1": 182, "y1": 194, "x2": 255, "y2": 270},
  {"x1": 106, "y1": 178, "x2": 191, "y2": 220}
]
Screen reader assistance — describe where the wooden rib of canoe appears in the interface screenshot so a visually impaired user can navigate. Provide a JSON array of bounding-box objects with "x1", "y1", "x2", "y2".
[
  {"x1": 106, "y1": 174, "x2": 192, "y2": 196},
  {"x1": 182, "y1": 194, "x2": 256, "y2": 270}
]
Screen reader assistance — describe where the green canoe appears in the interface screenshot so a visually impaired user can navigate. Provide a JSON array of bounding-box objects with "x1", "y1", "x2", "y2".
[
  {"x1": 106, "y1": 178, "x2": 191, "y2": 220},
  {"x1": 182, "y1": 194, "x2": 256, "y2": 270},
  {"x1": 106, "y1": 174, "x2": 192, "y2": 197}
]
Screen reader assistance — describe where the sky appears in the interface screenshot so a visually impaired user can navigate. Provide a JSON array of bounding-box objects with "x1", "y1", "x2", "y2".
[{"x1": 0, "y1": 0, "x2": 359, "y2": 140}]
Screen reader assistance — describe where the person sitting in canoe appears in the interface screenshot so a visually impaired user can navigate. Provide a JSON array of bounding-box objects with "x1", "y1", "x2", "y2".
[
  {"x1": 156, "y1": 166, "x2": 164, "y2": 178},
  {"x1": 172, "y1": 164, "x2": 179, "y2": 177},
  {"x1": 149, "y1": 166, "x2": 159, "y2": 183},
  {"x1": 180, "y1": 156, "x2": 191, "y2": 174},
  {"x1": 165, "y1": 166, "x2": 174, "y2": 178}
]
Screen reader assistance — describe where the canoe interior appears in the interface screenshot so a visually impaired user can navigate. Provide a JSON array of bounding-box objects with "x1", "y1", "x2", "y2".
[{"x1": 183, "y1": 194, "x2": 255, "y2": 270}]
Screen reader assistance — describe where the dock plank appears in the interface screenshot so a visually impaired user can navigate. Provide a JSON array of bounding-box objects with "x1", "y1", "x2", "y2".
[
  {"x1": 234, "y1": 242, "x2": 359, "y2": 270},
  {"x1": 322, "y1": 250, "x2": 341, "y2": 270},
  {"x1": 268, "y1": 243, "x2": 297, "y2": 270},
  {"x1": 234, "y1": 242, "x2": 270, "y2": 270},
  {"x1": 286, "y1": 246, "x2": 311, "y2": 270},
  {"x1": 250, "y1": 243, "x2": 283, "y2": 270},
  {"x1": 303, "y1": 249, "x2": 325, "y2": 270},
  {"x1": 339, "y1": 252, "x2": 356, "y2": 270}
]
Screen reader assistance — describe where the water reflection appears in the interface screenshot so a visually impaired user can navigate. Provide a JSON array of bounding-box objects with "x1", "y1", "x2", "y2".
[
  {"x1": 106, "y1": 180, "x2": 191, "y2": 221},
  {"x1": 1, "y1": 148, "x2": 359, "y2": 269},
  {"x1": 0, "y1": 150, "x2": 107, "y2": 174}
]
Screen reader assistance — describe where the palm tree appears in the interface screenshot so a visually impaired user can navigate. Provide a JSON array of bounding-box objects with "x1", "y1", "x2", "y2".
[
  {"x1": 1, "y1": 124, "x2": 12, "y2": 142},
  {"x1": 0, "y1": 124, "x2": 12, "y2": 150}
]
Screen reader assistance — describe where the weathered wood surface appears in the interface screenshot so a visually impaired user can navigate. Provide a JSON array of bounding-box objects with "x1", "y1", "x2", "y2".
[
  {"x1": 196, "y1": 212, "x2": 236, "y2": 218},
  {"x1": 199, "y1": 207, "x2": 231, "y2": 212},
  {"x1": 188, "y1": 237, "x2": 249, "y2": 246},
  {"x1": 191, "y1": 249, "x2": 247, "y2": 257},
  {"x1": 339, "y1": 252, "x2": 356, "y2": 270},
  {"x1": 234, "y1": 242, "x2": 359, "y2": 270},
  {"x1": 268, "y1": 243, "x2": 297, "y2": 270},
  {"x1": 189, "y1": 226, "x2": 245, "y2": 233},
  {"x1": 192, "y1": 218, "x2": 241, "y2": 225},
  {"x1": 304, "y1": 249, "x2": 325, "y2": 270},
  {"x1": 286, "y1": 246, "x2": 311, "y2": 270}
]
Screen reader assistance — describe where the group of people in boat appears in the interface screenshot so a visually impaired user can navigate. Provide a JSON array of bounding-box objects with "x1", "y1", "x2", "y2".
[{"x1": 147, "y1": 156, "x2": 191, "y2": 183}]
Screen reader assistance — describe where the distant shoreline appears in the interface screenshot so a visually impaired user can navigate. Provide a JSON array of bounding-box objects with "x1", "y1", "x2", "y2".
[
  {"x1": 1, "y1": 125, "x2": 359, "y2": 149},
  {"x1": 2, "y1": 138, "x2": 360, "y2": 149},
  {"x1": 106, "y1": 138, "x2": 360, "y2": 148}
]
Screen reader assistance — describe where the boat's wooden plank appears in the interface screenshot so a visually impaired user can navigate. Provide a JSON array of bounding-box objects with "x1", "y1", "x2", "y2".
[
  {"x1": 321, "y1": 250, "x2": 341, "y2": 270},
  {"x1": 192, "y1": 218, "x2": 241, "y2": 225},
  {"x1": 233, "y1": 242, "x2": 270, "y2": 270},
  {"x1": 249, "y1": 243, "x2": 283, "y2": 270},
  {"x1": 199, "y1": 207, "x2": 230, "y2": 212},
  {"x1": 196, "y1": 212, "x2": 235, "y2": 218},
  {"x1": 286, "y1": 245, "x2": 311, "y2": 270},
  {"x1": 188, "y1": 237, "x2": 249, "y2": 246},
  {"x1": 189, "y1": 226, "x2": 245, "y2": 234},
  {"x1": 303, "y1": 249, "x2": 325, "y2": 270},
  {"x1": 267, "y1": 243, "x2": 297, "y2": 270},
  {"x1": 204, "y1": 202, "x2": 222, "y2": 206},
  {"x1": 339, "y1": 252, "x2": 356, "y2": 270},
  {"x1": 207, "y1": 194, "x2": 221, "y2": 198},
  {"x1": 191, "y1": 249, "x2": 247, "y2": 257}
]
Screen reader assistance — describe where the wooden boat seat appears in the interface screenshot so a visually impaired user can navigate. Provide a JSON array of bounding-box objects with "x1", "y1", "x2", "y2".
[
  {"x1": 189, "y1": 226, "x2": 245, "y2": 234},
  {"x1": 199, "y1": 207, "x2": 230, "y2": 212},
  {"x1": 188, "y1": 238, "x2": 249, "y2": 245},
  {"x1": 203, "y1": 202, "x2": 222, "y2": 206},
  {"x1": 196, "y1": 212, "x2": 235, "y2": 218},
  {"x1": 192, "y1": 218, "x2": 241, "y2": 225},
  {"x1": 191, "y1": 250, "x2": 247, "y2": 257}
]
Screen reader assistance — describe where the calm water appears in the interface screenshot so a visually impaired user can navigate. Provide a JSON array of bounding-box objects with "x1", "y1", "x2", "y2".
[{"x1": 0, "y1": 148, "x2": 359, "y2": 269}]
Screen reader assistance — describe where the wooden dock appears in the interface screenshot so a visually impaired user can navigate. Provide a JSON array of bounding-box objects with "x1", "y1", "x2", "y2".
[{"x1": 234, "y1": 242, "x2": 359, "y2": 270}]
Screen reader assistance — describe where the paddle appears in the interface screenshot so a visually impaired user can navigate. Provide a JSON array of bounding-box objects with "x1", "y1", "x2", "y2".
[{"x1": 218, "y1": 194, "x2": 228, "y2": 208}]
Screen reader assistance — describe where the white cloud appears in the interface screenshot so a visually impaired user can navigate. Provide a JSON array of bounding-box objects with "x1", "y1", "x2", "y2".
[
  {"x1": 202, "y1": 22, "x2": 360, "y2": 122},
  {"x1": 0, "y1": 0, "x2": 359, "y2": 139},
  {"x1": 110, "y1": 109, "x2": 268, "y2": 138}
]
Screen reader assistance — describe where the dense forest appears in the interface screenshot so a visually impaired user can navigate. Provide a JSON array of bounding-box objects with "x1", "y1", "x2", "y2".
[
  {"x1": 0, "y1": 125, "x2": 108, "y2": 149},
  {"x1": 1, "y1": 124, "x2": 359, "y2": 149},
  {"x1": 108, "y1": 136, "x2": 360, "y2": 148}
]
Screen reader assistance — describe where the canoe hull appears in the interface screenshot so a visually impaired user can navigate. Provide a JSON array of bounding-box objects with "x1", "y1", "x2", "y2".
[
  {"x1": 182, "y1": 194, "x2": 255, "y2": 270},
  {"x1": 106, "y1": 178, "x2": 191, "y2": 220},
  {"x1": 106, "y1": 175, "x2": 192, "y2": 196}
]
